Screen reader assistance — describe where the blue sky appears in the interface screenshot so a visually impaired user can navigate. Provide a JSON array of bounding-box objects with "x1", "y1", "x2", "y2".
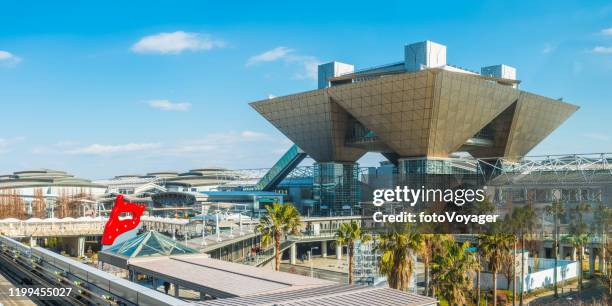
[{"x1": 1, "y1": 1, "x2": 611, "y2": 179}]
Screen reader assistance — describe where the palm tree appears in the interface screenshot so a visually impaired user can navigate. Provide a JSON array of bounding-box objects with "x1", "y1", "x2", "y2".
[
  {"x1": 375, "y1": 226, "x2": 423, "y2": 291},
  {"x1": 592, "y1": 203, "x2": 611, "y2": 277},
  {"x1": 562, "y1": 233, "x2": 589, "y2": 290},
  {"x1": 335, "y1": 220, "x2": 371, "y2": 284},
  {"x1": 255, "y1": 203, "x2": 301, "y2": 271},
  {"x1": 478, "y1": 233, "x2": 515, "y2": 306},
  {"x1": 508, "y1": 205, "x2": 537, "y2": 305},
  {"x1": 431, "y1": 240, "x2": 479, "y2": 305},
  {"x1": 571, "y1": 203, "x2": 590, "y2": 225},
  {"x1": 420, "y1": 234, "x2": 453, "y2": 297},
  {"x1": 545, "y1": 200, "x2": 565, "y2": 298}
]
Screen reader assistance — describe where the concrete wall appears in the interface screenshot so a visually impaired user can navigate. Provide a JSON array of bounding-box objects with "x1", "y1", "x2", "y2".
[{"x1": 476, "y1": 261, "x2": 578, "y2": 293}]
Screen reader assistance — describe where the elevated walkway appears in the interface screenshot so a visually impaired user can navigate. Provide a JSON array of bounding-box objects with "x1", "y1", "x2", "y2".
[
  {"x1": 0, "y1": 235, "x2": 188, "y2": 305},
  {"x1": 254, "y1": 145, "x2": 307, "y2": 191},
  {"x1": 0, "y1": 216, "x2": 191, "y2": 238}
]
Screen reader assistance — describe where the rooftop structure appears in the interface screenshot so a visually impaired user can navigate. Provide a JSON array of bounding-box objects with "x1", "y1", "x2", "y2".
[
  {"x1": 0, "y1": 169, "x2": 107, "y2": 219},
  {"x1": 129, "y1": 254, "x2": 334, "y2": 298},
  {"x1": 98, "y1": 230, "x2": 200, "y2": 268},
  {"x1": 96, "y1": 167, "x2": 242, "y2": 196},
  {"x1": 127, "y1": 254, "x2": 437, "y2": 305},
  {"x1": 0, "y1": 169, "x2": 106, "y2": 190},
  {"x1": 196, "y1": 284, "x2": 437, "y2": 306},
  {"x1": 250, "y1": 40, "x2": 579, "y2": 215}
]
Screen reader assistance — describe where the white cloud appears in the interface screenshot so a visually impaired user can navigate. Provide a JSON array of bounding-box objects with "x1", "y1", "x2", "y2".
[
  {"x1": 247, "y1": 47, "x2": 321, "y2": 80},
  {"x1": 240, "y1": 130, "x2": 267, "y2": 139},
  {"x1": 247, "y1": 47, "x2": 294, "y2": 65},
  {"x1": 592, "y1": 46, "x2": 612, "y2": 54},
  {"x1": 67, "y1": 143, "x2": 161, "y2": 154},
  {"x1": 293, "y1": 56, "x2": 319, "y2": 80},
  {"x1": 0, "y1": 137, "x2": 25, "y2": 153},
  {"x1": 131, "y1": 31, "x2": 225, "y2": 54},
  {"x1": 542, "y1": 43, "x2": 556, "y2": 54},
  {"x1": 147, "y1": 99, "x2": 192, "y2": 111},
  {"x1": 0, "y1": 50, "x2": 21, "y2": 66},
  {"x1": 168, "y1": 131, "x2": 270, "y2": 155},
  {"x1": 601, "y1": 28, "x2": 612, "y2": 36},
  {"x1": 582, "y1": 133, "x2": 610, "y2": 142}
]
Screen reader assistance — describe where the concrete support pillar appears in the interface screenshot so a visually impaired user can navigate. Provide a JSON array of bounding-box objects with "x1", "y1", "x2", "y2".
[
  {"x1": 152, "y1": 278, "x2": 157, "y2": 291},
  {"x1": 601, "y1": 247, "x2": 607, "y2": 275},
  {"x1": 589, "y1": 246, "x2": 595, "y2": 276},
  {"x1": 29, "y1": 237, "x2": 36, "y2": 247},
  {"x1": 174, "y1": 284, "x2": 179, "y2": 297},
  {"x1": 290, "y1": 243, "x2": 297, "y2": 265},
  {"x1": 200, "y1": 292, "x2": 206, "y2": 300},
  {"x1": 599, "y1": 250, "x2": 606, "y2": 273},
  {"x1": 321, "y1": 241, "x2": 328, "y2": 258},
  {"x1": 336, "y1": 243, "x2": 342, "y2": 260},
  {"x1": 77, "y1": 236, "x2": 85, "y2": 258}
]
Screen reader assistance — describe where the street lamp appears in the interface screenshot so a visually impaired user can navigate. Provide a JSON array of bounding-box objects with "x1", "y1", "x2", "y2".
[
  {"x1": 228, "y1": 210, "x2": 234, "y2": 238},
  {"x1": 215, "y1": 210, "x2": 222, "y2": 242},
  {"x1": 201, "y1": 204, "x2": 207, "y2": 246},
  {"x1": 239, "y1": 212, "x2": 244, "y2": 236}
]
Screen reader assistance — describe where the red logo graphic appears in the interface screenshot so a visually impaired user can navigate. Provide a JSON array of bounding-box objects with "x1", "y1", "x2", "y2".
[{"x1": 101, "y1": 195, "x2": 145, "y2": 245}]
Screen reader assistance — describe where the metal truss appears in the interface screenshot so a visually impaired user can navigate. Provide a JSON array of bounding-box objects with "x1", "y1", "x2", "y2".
[
  {"x1": 226, "y1": 153, "x2": 612, "y2": 188},
  {"x1": 479, "y1": 153, "x2": 612, "y2": 186}
]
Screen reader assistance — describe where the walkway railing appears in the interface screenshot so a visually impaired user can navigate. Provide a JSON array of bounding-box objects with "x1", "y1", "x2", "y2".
[
  {"x1": 0, "y1": 219, "x2": 106, "y2": 237},
  {"x1": 239, "y1": 240, "x2": 294, "y2": 267},
  {"x1": 287, "y1": 230, "x2": 337, "y2": 241},
  {"x1": 0, "y1": 216, "x2": 194, "y2": 238},
  {"x1": 0, "y1": 235, "x2": 188, "y2": 305}
]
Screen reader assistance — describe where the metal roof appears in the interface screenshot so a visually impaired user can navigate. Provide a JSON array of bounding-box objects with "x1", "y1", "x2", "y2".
[
  {"x1": 202, "y1": 191, "x2": 286, "y2": 197},
  {"x1": 30, "y1": 245, "x2": 189, "y2": 306},
  {"x1": 128, "y1": 255, "x2": 333, "y2": 298},
  {"x1": 195, "y1": 284, "x2": 438, "y2": 306},
  {"x1": 0, "y1": 169, "x2": 106, "y2": 189}
]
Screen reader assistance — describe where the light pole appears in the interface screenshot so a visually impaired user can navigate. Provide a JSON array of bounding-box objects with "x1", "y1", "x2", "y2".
[
  {"x1": 201, "y1": 204, "x2": 207, "y2": 246},
  {"x1": 229, "y1": 217, "x2": 234, "y2": 238},
  {"x1": 239, "y1": 212, "x2": 244, "y2": 236},
  {"x1": 309, "y1": 246, "x2": 319, "y2": 278},
  {"x1": 215, "y1": 210, "x2": 222, "y2": 242}
]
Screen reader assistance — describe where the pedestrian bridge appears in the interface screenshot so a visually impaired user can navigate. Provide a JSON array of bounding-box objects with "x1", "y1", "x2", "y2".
[{"x1": 0, "y1": 216, "x2": 191, "y2": 238}]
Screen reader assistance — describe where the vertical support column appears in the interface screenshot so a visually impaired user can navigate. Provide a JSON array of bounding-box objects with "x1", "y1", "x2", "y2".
[
  {"x1": 599, "y1": 249, "x2": 605, "y2": 273},
  {"x1": 290, "y1": 243, "x2": 297, "y2": 265},
  {"x1": 29, "y1": 237, "x2": 36, "y2": 247},
  {"x1": 321, "y1": 241, "x2": 328, "y2": 258},
  {"x1": 539, "y1": 246, "x2": 546, "y2": 259},
  {"x1": 571, "y1": 247, "x2": 577, "y2": 261},
  {"x1": 174, "y1": 284, "x2": 179, "y2": 297},
  {"x1": 589, "y1": 246, "x2": 595, "y2": 276},
  {"x1": 77, "y1": 236, "x2": 85, "y2": 258},
  {"x1": 200, "y1": 292, "x2": 206, "y2": 300},
  {"x1": 601, "y1": 246, "x2": 606, "y2": 275},
  {"x1": 336, "y1": 243, "x2": 342, "y2": 260},
  {"x1": 152, "y1": 278, "x2": 157, "y2": 291}
]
